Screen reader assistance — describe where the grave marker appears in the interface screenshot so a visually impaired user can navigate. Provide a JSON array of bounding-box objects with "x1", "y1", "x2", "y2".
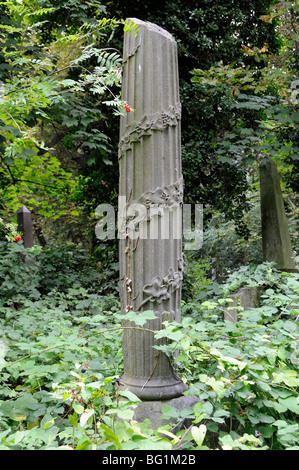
[
  {"x1": 17, "y1": 206, "x2": 34, "y2": 248},
  {"x1": 259, "y1": 158, "x2": 296, "y2": 270}
]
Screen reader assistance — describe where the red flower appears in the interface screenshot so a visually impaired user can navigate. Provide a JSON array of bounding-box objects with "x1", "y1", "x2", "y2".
[
  {"x1": 124, "y1": 103, "x2": 132, "y2": 112},
  {"x1": 14, "y1": 235, "x2": 22, "y2": 242}
]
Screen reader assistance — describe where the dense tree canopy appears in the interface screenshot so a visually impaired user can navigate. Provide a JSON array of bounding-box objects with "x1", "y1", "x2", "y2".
[
  {"x1": 0, "y1": 0, "x2": 298, "y2": 245},
  {"x1": 105, "y1": 0, "x2": 289, "y2": 234}
]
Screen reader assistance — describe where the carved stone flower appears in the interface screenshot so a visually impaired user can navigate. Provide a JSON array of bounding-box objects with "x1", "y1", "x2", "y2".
[
  {"x1": 163, "y1": 267, "x2": 182, "y2": 293},
  {"x1": 143, "y1": 276, "x2": 170, "y2": 304}
]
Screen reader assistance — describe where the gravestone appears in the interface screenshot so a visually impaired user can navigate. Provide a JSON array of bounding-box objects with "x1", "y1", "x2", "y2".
[
  {"x1": 259, "y1": 158, "x2": 296, "y2": 270},
  {"x1": 225, "y1": 286, "x2": 262, "y2": 323},
  {"x1": 17, "y1": 206, "x2": 34, "y2": 248},
  {"x1": 118, "y1": 19, "x2": 187, "y2": 400}
]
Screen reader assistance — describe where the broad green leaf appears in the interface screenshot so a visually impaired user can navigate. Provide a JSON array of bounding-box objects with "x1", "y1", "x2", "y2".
[
  {"x1": 191, "y1": 424, "x2": 206, "y2": 448},
  {"x1": 199, "y1": 375, "x2": 226, "y2": 399},
  {"x1": 118, "y1": 390, "x2": 141, "y2": 402},
  {"x1": 114, "y1": 408, "x2": 135, "y2": 420},
  {"x1": 12, "y1": 415, "x2": 27, "y2": 422},
  {"x1": 11, "y1": 431, "x2": 25, "y2": 445},
  {"x1": 100, "y1": 423, "x2": 122, "y2": 449},
  {"x1": 272, "y1": 369, "x2": 299, "y2": 387},
  {"x1": 75, "y1": 440, "x2": 92, "y2": 450},
  {"x1": 68, "y1": 413, "x2": 78, "y2": 427},
  {"x1": 122, "y1": 310, "x2": 157, "y2": 326},
  {"x1": 80, "y1": 409, "x2": 94, "y2": 427},
  {"x1": 279, "y1": 396, "x2": 299, "y2": 414},
  {"x1": 157, "y1": 428, "x2": 180, "y2": 443},
  {"x1": 155, "y1": 328, "x2": 185, "y2": 342},
  {"x1": 44, "y1": 419, "x2": 55, "y2": 431}
]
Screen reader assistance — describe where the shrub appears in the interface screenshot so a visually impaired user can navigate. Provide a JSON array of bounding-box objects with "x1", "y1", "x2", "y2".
[{"x1": 0, "y1": 231, "x2": 298, "y2": 450}]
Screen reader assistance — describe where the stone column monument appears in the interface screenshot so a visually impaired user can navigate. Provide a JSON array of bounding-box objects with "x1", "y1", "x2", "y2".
[
  {"x1": 259, "y1": 158, "x2": 296, "y2": 270},
  {"x1": 118, "y1": 19, "x2": 187, "y2": 400},
  {"x1": 17, "y1": 206, "x2": 34, "y2": 248}
]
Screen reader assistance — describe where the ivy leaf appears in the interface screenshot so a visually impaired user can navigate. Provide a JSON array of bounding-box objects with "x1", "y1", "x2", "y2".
[
  {"x1": 191, "y1": 424, "x2": 207, "y2": 448},
  {"x1": 155, "y1": 328, "x2": 185, "y2": 342},
  {"x1": 122, "y1": 310, "x2": 157, "y2": 326}
]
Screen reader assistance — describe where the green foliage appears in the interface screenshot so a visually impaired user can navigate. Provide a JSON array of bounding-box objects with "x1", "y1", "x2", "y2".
[
  {"x1": 0, "y1": 0, "x2": 298, "y2": 452},
  {"x1": 122, "y1": 18, "x2": 140, "y2": 38},
  {"x1": 183, "y1": 185, "x2": 264, "y2": 291},
  {"x1": 0, "y1": 240, "x2": 41, "y2": 302},
  {"x1": 157, "y1": 263, "x2": 299, "y2": 450},
  {"x1": 0, "y1": 227, "x2": 298, "y2": 450},
  {"x1": 0, "y1": 218, "x2": 42, "y2": 301},
  {"x1": 189, "y1": 0, "x2": 299, "y2": 209},
  {"x1": 191, "y1": 59, "x2": 299, "y2": 168},
  {"x1": 0, "y1": 0, "x2": 131, "y2": 220},
  {"x1": 103, "y1": 0, "x2": 284, "y2": 236}
]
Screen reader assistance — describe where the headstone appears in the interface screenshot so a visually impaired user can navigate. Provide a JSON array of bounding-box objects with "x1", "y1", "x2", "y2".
[
  {"x1": 259, "y1": 158, "x2": 296, "y2": 270},
  {"x1": 17, "y1": 206, "x2": 34, "y2": 248},
  {"x1": 225, "y1": 286, "x2": 262, "y2": 323},
  {"x1": 118, "y1": 19, "x2": 187, "y2": 400}
]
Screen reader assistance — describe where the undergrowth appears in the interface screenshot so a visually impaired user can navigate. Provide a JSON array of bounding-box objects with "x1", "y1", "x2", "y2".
[{"x1": 0, "y1": 238, "x2": 298, "y2": 450}]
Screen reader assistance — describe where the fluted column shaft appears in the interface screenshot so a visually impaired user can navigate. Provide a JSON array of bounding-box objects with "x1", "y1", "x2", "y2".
[{"x1": 118, "y1": 19, "x2": 187, "y2": 400}]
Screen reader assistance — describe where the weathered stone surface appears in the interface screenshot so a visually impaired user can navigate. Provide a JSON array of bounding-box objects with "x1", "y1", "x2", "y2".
[
  {"x1": 17, "y1": 206, "x2": 34, "y2": 248},
  {"x1": 225, "y1": 286, "x2": 262, "y2": 323},
  {"x1": 131, "y1": 395, "x2": 199, "y2": 432},
  {"x1": 259, "y1": 158, "x2": 296, "y2": 270},
  {"x1": 118, "y1": 19, "x2": 187, "y2": 400}
]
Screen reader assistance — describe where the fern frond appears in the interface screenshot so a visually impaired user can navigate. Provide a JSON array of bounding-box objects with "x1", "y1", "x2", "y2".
[
  {"x1": 122, "y1": 19, "x2": 140, "y2": 38},
  {"x1": 96, "y1": 51, "x2": 122, "y2": 70}
]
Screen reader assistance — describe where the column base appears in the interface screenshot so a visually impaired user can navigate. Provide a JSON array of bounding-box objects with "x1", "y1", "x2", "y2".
[{"x1": 117, "y1": 374, "x2": 188, "y2": 401}]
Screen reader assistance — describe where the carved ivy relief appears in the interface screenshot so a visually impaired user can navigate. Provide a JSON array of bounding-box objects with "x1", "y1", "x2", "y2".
[
  {"x1": 119, "y1": 103, "x2": 181, "y2": 157},
  {"x1": 137, "y1": 255, "x2": 184, "y2": 309},
  {"x1": 118, "y1": 177, "x2": 183, "y2": 238}
]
